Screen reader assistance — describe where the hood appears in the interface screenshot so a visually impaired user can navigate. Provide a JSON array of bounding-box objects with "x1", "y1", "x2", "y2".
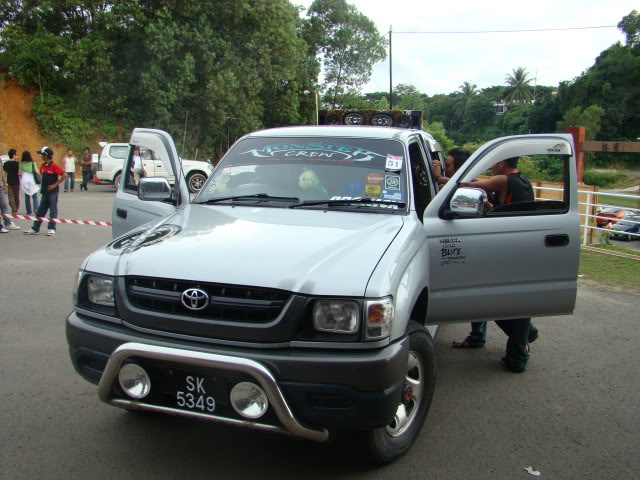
[{"x1": 88, "y1": 205, "x2": 404, "y2": 296}]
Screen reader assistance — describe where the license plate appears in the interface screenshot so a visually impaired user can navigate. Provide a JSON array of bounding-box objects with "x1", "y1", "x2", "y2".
[{"x1": 175, "y1": 375, "x2": 216, "y2": 413}]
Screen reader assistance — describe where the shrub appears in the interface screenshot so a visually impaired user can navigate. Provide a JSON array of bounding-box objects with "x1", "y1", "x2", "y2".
[{"x1": 582, "y1": 170, "x2": 626, "y2": 187}]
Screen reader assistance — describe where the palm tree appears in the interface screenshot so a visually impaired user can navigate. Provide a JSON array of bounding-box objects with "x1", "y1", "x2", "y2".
[
  {"x1": 453, "y1": 81, "x2": 477, "y2": 120},
  {"x1": 504, "y1": 67, "x2": 534, "y2": 104}
]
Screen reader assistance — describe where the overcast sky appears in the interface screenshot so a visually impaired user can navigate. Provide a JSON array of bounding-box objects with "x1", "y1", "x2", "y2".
[{"x1": 297, "y1": 0, "x2": 636, "y2": 96}]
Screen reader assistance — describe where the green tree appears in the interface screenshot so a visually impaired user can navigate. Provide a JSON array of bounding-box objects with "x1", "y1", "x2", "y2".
[
  {"x1": 304, "y1": 0, "x2": 387, "y2": 108},
  {"x1": 504, "y1": 67, "x2": 534, "y2": 104},
  {"x1": 453, "y1": 81, "x2": 477, "y2": 121},
  {"x1": 556, "y1": 105, "x2": 605, "y2": 140},
  {"x1": 618, "y1": 9, "x2": 640, "y2": 47}
]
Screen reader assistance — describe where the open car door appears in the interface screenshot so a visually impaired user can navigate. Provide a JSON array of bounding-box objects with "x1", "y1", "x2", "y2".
[
  {"x1": 423, "y1": 134, "x2": 579, "y2": 324},
  {"x1": 111, "y1": 128, "x2": 190, "y2": 239}
]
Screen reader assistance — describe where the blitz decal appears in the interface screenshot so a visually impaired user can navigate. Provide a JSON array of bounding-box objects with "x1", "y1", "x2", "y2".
[
  {"x1": 241, "y1": 144, "x2": 385, "y2": 162},
  {"x1": 439, "y1": 237, "x2": 466, "y2": 266}
]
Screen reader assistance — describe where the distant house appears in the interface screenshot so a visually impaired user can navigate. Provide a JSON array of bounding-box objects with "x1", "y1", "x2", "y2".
[{"x1": 493, "y1": 100, "x2": 508, "y2": 115}]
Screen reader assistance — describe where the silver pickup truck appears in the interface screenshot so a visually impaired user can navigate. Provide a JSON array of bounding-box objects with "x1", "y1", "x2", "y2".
[{"x1": 67, "y1": 125, "x2": 579, "y2": 464}]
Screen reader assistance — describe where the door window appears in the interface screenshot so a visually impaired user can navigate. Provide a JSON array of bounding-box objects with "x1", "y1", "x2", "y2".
[
  {"x1": 123, "y1": 146, "x2": 157, "y2": 193},
  {"x1": 408, "y1": 140, "x2": 433, "y2": 222},
  {"x1": 458, "y1": 153, "x2": 569, "y2": 217}
]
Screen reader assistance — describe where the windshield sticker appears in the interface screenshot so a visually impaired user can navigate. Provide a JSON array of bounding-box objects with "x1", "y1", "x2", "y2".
[
  {"x1": 241, "y1": 143, "x2": 385, "y2": 162},
  {"x1": 385, "y1": 175, "x2": 400, "y2": 190},
  {"x1": 346, "y1": 182, "x2": 364, "y2": 197},
  {"x1": 439, "y1": 237, "x2": 466, "y2": 266},
  {"x1": 330, "y1": 196, "x2": 400, "y2": 209},
  {"x1": 366, "y1": 172, "x2": 384, "y2": 184},
  {"x1": 365, "y1": 184, "x2": 382, "y2": 198},
  {"x1": 382, "y1": 190, "x2": 403, "y2": 202},
  {"x1": 385, "y1": 154, "x2": 403, "y2": 171}
]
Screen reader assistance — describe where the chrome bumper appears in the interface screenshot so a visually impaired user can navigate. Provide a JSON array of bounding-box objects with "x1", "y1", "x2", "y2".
[{"x1": 97, "y1": 342, "x2": 330, "y2": 443}]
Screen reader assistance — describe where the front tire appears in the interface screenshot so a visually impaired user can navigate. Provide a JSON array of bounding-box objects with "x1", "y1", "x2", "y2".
[
  {"x1": 187, "y1": 172, "x2": 207, "y2": 193},
  {"x1": 113, "y1": 173, "x2": 121, "y2": 191},
  {"x1": 367, "y1": 321, "x2": 436, "y2": 465}
]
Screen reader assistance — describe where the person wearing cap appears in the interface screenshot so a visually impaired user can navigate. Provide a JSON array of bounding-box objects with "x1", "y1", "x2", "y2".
[
  {"x1": 1, "y1": 149, "x2": 22, "y2": 233},
  {"x1": 24, "y1": 146, "x2": 66, "y2": 236}
]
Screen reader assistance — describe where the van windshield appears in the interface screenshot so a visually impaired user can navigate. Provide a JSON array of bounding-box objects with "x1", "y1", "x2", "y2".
[{"x1": 197, "y1": 136, "x2": 408, "y2": 211}]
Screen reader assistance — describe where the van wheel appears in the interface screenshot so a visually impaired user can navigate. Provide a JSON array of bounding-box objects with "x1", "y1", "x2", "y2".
[
  {"x1": 187, "y1": 172, "x2": 207, "y2": 193},
  {"x1": 113, "y1": 173, "x2": 121, "y2": 191},
  {"x1": 367, "y1": 321, "x2": 436, "y2": 465}
]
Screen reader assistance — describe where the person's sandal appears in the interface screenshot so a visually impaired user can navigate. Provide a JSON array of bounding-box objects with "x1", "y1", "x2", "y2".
[{"x1": 452, "y1": 337, "x2": 485, "y2": 348}]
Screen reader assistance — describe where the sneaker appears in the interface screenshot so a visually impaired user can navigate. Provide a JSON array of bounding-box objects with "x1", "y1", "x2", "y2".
[
  {"x1": 46, "y1": 229, "x2": 56, "y2": 236},
  {"x1": 24, "y1": 228, "x2": 39, "y2": 235},
  {"x1": 0, "y1": 226, "x2": 8, "y2": 233},
  {"x1": 7, "y1": 224, "x2": 21, "y2": 230},
  {"x1": 64, "y1": 189, "x2": 68, "y2": 192}
]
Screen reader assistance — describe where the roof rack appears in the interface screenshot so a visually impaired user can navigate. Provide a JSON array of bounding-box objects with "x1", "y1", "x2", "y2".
[{"x1": 318, "y1": 109, "x2": 423, "y2": 129}]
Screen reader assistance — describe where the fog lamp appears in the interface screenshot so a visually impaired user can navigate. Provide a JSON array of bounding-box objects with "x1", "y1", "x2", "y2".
[
  {"x1": 230, "y1": 382, "x2": 269, "y2": 419},
  {"x1": 118, "y1": 363, "x2": 151, "y2": 399}
]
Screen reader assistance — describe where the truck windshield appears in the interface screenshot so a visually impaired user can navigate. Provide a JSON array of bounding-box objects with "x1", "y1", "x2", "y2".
[{"x1": 197, "y1": 136, "x2": 408, "y2": 211}]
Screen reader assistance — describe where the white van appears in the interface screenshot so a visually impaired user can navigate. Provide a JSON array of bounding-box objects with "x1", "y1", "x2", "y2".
[{"x1": 95, "y1": 142, "x2": 213, "y2": 193}]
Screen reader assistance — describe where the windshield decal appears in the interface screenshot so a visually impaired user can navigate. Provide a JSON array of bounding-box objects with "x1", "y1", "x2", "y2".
[
  {"x1": 241, "y1": 143, "x2": 385, "y2": 162},
  {"x1": 385, "y1": 175, "x2": 400, "y2": 190},
  {"x1": 366, "y1": 172, "x2": 384, "y2": 184},
  {"x1": 364, "y1": 184, "x2": 382, "y2": 198},
  {"x1": 330, "y1": 196, "x2": 400, "y2": 210},
  {"x1": 385, "y1": 154, "x2": 403, "y2": 171},
  {"x1": 382, "y1": 190, "x2": 403, "y2": 202}
]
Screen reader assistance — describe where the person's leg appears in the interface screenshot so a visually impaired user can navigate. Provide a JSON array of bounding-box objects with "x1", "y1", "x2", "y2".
[
  {"x1": 47, "y1": 191, "x2": 59, "y2": 231},
  {"x1": 528, "y1": 323, "x2": 539, "y2": 343},
  {"x1": 83, "y1": 171, "x2": 90, "y2": 190},
  {"x1": 69, "y1": 173, "x2": 75, "y2": 191},
  {"x1": 33, "y1": 193, "x2": 39, "y2": 213},
  {"x1": 469, "y1": 322, "x2": 487, "y2": 344},
  {"x1": 0, "y1": 186, "x2": 12, "y2": 226},
  {"x1": 24, "y1": 193, "x2": 32, "y2": 214},
  {"x1": 8, "y1": 185, "x2": 18, "y2": 213},
  {"x1": 495, "y1": 318, "x2": 531, "y2": 373},
  {"x1": 31, "y1": 192, "x2": 49, "y2": 233},
  {"x1": 64, "y1": 175, "x2": 69, "y2": 191}
]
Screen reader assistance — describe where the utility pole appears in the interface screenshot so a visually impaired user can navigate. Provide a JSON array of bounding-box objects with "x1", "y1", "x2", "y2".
[{"x1": 389, "y1": 25, "x2": 393, "y2": 109}]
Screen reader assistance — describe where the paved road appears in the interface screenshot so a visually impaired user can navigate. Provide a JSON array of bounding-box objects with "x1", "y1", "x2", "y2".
[{"x1": 1, "y1": 187, "x2": 638, "y2": 480}]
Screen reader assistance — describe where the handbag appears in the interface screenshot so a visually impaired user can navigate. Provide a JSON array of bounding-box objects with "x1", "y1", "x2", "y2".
[{"x1": 32, "y1": 162, "x2": 41, "y2": 185}]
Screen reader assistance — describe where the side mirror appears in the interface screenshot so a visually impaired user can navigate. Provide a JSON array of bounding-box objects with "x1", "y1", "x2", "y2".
[
  {"x1": 138, "y1": 177, "x2": 172, "y2": 202},
  {"x1": 447, "y1": 187, "x2": 487, "y2": 217}
]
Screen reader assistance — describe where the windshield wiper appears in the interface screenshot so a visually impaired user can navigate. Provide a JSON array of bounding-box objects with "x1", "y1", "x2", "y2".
[
  {"x1": 289, "y1": 198, "x2": 406, "y2": 209},
  {"x1": 199, "y1": 193, "x2": 300, "y2": 204}
]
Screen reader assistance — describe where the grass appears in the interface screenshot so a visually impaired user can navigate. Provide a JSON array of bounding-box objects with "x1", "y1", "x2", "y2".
[
  {"x1": 579, "y1": 248, "x2": 640, "y2": 293},
  {"x1": 597, "y1": 192, "x2": 640, "y2": 209}
]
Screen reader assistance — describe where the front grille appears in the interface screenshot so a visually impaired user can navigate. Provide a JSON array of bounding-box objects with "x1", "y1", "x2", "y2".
[{"x1": 126, "y1": 277, "x2": 290, "y2": 323}]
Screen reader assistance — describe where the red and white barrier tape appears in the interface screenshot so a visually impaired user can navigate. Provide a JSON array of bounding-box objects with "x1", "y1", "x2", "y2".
[{"x1": 1, "y1": 213, "x2": 111, "y2": 226}]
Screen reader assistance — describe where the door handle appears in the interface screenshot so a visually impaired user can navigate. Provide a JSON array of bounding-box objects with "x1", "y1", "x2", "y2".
[
  {"x1": 116, "y1": 208, "x2": 127, "y2": 219},
  {"x1": 545, "y1": 234, "x2": 569, "y2": 247}
]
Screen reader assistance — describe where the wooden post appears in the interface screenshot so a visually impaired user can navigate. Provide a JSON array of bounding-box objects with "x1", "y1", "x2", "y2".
[{"x1": 564, "y1": 126, "x2": 585, "y2": 184}]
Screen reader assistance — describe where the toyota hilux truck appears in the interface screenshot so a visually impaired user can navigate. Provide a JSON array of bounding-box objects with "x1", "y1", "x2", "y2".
[{"x1": 67, "y1": 125, "x2": 579, "y2": 464}]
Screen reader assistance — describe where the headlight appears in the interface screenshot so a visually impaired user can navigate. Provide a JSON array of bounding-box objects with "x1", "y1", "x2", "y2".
[
  {"x1": 72, "y1": 270, "x2": 83, "y2": 306},
  {"x1": 365, "y1": 297, "x2": 394, "y2": 340},
  {"x1": 313, "y1": 300, "x2": 359, "y2": 334},
  {"x1": 87, "y1": 275, "x2": 115, "y2": 306}
]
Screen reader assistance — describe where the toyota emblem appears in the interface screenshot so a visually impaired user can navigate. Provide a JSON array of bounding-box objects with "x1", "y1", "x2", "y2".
[{"x1": 181, "y1": 288, "x2": 209, "y2": 311}]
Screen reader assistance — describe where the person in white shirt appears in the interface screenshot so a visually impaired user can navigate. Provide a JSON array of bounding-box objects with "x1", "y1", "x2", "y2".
[
  {"x1": 62, "y1": 149, "x2": 77, "y2": 192},
  {"x1": 132, "y1": 149, "x2": 144, "y2": 184}
]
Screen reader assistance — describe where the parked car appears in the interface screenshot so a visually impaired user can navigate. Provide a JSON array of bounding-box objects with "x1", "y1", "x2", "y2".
[
  {"x1": 67, "y1": 126, "x2": 579, "y2": 464},
  {"x1": 609, "y1": 215, "x2": 640, "y2": 241},
  {"x1": 596, "y1": 207, "x2": 638, "y2": 227},
  {"x1": 95, "y1": 142, "x2": 213, "y2": 193}
]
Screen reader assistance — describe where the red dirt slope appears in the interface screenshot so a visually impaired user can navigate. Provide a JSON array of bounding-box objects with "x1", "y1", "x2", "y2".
[{"x1": 0, "y1": 77, "x2": 66, "y2": 159}]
